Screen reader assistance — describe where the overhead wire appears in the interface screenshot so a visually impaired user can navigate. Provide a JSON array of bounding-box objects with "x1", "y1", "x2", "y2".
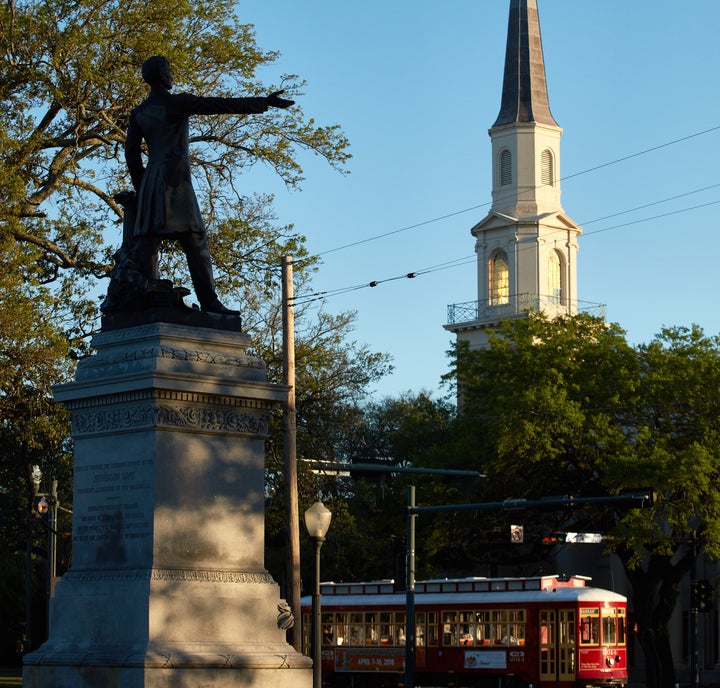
[
  {"x1": 290, "y1": 256, "x2": 479, "y2": 306},
  {"x1": 288, "y1": 124, "x2": 720, "y2": 305},
  {"x1": 290, "y1": 184, "x2": 720, "y2": 306},
  {"x1": 296, "y1": 123, "x2": 720, "y2": 264},
  {"x1": 583, "y1": 198, "x2": 720, "y2": 238}
]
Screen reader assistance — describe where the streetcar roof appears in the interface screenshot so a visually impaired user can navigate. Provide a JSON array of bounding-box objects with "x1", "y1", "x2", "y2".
[
  {"x1": 300, "y1": 587, "x2": 625, "y2": 607},
  {"x1": 300, "y1": 574, "x2": 626, "y2": 607}
]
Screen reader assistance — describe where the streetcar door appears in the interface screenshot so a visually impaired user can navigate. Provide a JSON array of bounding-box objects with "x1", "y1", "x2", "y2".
[{"x1": 539, "y1": 609, "x2": 576, "y2": 684}]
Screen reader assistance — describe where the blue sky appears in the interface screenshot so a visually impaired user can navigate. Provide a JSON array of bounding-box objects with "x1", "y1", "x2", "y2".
[{"x1": 236, "y1": 1, "x2": 720, "y2": 400}]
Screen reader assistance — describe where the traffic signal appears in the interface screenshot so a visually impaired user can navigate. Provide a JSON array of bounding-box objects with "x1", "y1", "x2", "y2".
[
  {"x1": 541, "y1": 532, "x2": 567, "y2": 545},
  {"x1": 692, "y1": 579, "x2": 713, "y2": 613}
]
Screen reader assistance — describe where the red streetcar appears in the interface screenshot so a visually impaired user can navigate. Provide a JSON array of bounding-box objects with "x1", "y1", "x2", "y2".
[{"x1": 301, "y1": 574, "x2": 627, "y2": 688}]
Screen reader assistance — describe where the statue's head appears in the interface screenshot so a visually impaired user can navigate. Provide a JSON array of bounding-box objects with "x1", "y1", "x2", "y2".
[{"x1": 141, "y1": 55, "x2": 173, "y2": 90}]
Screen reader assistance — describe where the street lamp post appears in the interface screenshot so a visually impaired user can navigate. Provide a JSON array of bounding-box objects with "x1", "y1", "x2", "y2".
[
  {"x1": 27, "y1": 466, "x2": 63, "y2": 646},
  {"x1": 37, "y1": 478, "x2": 58, "y2": 634},
  {"x1": 304, "y1": 501, "x2": 332, "y2": 688}
]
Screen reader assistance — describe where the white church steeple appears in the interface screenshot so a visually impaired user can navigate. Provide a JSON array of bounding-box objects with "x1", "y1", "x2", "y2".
[
  {"x1": 490, "y1": 0, "x2": 562, "y2": 219},
  {"x1": 446, "y1": 0, "x2": 583, "y2": 348}
]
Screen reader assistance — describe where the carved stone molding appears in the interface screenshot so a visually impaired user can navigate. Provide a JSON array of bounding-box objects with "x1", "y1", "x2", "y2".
[
  {"x1": 79, "y1": 343, "x2": 265, "y2": 375},
  {"x1": 155, "y1": 404, "x2": 268, "y2": 435},
  {"x1": 159, "y1": 344, "x2": 265, "y2": 369},
  {"x1": 150, "y1": 568, "x2": 275, "y2": 584},
  {"x1": 71, "y1": 399, "x2": 270, "y2": 437},
  {"x1": 66, "y1": 389, "x2": 275, "y2": 412},
  {"x1": 72, "y1": 404, "x2": 155, "y2": 436},
  {"x1": 63, "y1": 568, "x2": 275, "y2": 585}
]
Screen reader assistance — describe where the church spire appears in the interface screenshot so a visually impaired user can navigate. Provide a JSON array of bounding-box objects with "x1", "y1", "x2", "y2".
[
  {"x1": 444, "y1": 0, "x2": 586, "y2": 353},
  {"x1": 492, "y1": 0, "x2": 558, "y2": 128}
]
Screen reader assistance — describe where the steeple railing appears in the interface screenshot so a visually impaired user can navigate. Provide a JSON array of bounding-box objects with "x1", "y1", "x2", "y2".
[{"x1": 446, "y1": 293, "x2": 606, "y2": 327}]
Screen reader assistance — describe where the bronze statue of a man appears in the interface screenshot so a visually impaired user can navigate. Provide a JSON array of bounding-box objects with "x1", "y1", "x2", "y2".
[{"x1": 124, "y1": 55, "x2": 293, "y2": 315}]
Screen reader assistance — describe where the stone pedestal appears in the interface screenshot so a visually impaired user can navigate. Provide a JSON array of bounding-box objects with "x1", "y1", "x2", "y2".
[{"x1": 24, "y1": 322, "x2": 311, "y2": 687}]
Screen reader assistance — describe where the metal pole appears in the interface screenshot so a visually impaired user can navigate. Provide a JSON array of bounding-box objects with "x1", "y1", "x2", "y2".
[
  {"x1": 47, "y1": 479, "x2": 58, "y2": 636},
  {"x1": 282, "y1": 255, "x2": 302, "y2": 652},
  {"x1": 691, "y1": 540, "x2": 699, "y2": 688},
  {"x1": 24, "y1": 509, "x2": 32, "y2": 654},
  {"x1": 313, "y1": 536, "x2": 325, "y2": 688},
  {"x1": 49, "y1": 480, "x2": 57, "y2": 584},
  {"x1": 405, "y1": 485, "x2": 416, "y2": 688}
]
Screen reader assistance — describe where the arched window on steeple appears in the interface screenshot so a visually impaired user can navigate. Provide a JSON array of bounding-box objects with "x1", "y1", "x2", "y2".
[
  {"x1": 541, "y1": 149, "x2": 554, "y2": 186},
  {"x1": 500, "y1": 149, "x2": 512, "y2": 186},
  {"x1": 547, "y1": 249, "x2": 562, "y2": 304},
  {"x1": 489, "y1": 250, "x2": 510, "y2": 306}
]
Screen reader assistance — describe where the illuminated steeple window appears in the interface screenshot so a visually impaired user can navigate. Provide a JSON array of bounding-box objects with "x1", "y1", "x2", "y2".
[
  {"x1": 489, "y1": 250, "x2": 510, "y2": 305},
  {"x1": 547, "y1": 249, "x2": 562, "y2": 304}
]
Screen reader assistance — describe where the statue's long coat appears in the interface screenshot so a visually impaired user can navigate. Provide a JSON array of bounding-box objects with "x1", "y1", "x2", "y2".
[{"x1": 125, "y1": 92, "x2": 268, "y2": 236}]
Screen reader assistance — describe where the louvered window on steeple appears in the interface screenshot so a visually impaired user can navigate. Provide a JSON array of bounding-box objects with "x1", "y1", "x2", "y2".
[
  {"x1": 500, "y1": 150, "x2": 512, "y2": 186},
  {"x1": 489, "y1": 250, "x2": 509, "y2": 306},
  {"x1": 541, "y1": 149, "x2": 554, "y2": 186}
]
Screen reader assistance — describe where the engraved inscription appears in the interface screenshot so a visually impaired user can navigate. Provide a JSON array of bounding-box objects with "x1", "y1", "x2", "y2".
[{"x1": 73, "y1": 459, "x2": 153, "y2": 553}]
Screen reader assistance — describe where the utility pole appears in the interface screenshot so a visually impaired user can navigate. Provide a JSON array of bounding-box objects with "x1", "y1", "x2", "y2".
[
  {"x1": 282, "y1": 256, "x2": 302, "y2": 651},
  {"x1": 690, "y1": 538, "x2": 699, "y2": 688},
  {"x1": 405, "y1": 486, "x2": 416, "y2": 688}
]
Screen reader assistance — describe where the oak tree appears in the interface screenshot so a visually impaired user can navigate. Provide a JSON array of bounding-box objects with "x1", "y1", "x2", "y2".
[{"x1": 447, "y1": 313, "x2": 720, "y2": 688}]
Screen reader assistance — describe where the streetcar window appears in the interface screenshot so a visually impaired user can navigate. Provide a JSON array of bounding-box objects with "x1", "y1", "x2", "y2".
[
  {"x1": 427, "y1": 612, "x2": 438, "y2": 646},
  {"x1": 322, "y1": 612, "x2": 335, "y2": 646},
  {"x1": 508, "y1": 609, "x2": 526, "y2": 645},
  {"x1": 559, "y1": 610, "x2": 576, "y2": 676},
  {"x1": 602, "y1": 609, "x2": 617, "y2": 645},
  {"x1": 459, "y1": 611, "x2": 477, "y2": 645},
  {"x1": 348, "y1": 612, "x2": 363, "y2": 646},
  {"x1": 602, "y1": 608, "x2": 626, "y2": 646},
  {"x1": 335, "y1": 612, "x2": 348, "y2": 645},
  {"x1": 365, "y1": 612, "x2": 378, "y2": 645},
  {"x1": 380, "y1": 611, "x2": 393, "y2": 645},
  {"x1": 580, "y1": 608, "x2": 600, "y2": 645},
  {"x1": 476, "y1": 610, "x2": 491, "y2": 645},
  {"x1": 415, "y1": 612, "x2": 424, "y2": 647},
  {"x1": 395, "y1": 612, "x2": 406, "y2": 645},
  {"x1": 492, "y1": 610, "x2": 507, "y2": 645},
  {"x1": 439, "y1": 610, "x2": 526, "y2": 647},
  {"x1": 338, "y1": 611, "x2": 414, "y2": 648},
  {"x1": 442, "y1": 611, "x2": 457, "y2": 646}
]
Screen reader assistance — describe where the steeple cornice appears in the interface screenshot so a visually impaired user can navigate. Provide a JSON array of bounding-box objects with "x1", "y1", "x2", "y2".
[{"x1": 492, "y1": 0, "x2": 558, "y2": 128}]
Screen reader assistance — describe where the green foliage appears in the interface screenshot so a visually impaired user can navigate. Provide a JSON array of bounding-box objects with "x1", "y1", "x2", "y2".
[
  {"x1": 443, "y1": 313, "x2": 720, "y2": 688},
  {"x1": 335, "y1": 391, "x2": 454, "y2": 467},
  {"x1": 446, "y1": 314, "x2": 720, "y2": 563},
  {"x1": 0, "y1": 0, "x2": 350, "y2": 333},
  {"x1": 607, "y1": 326, "x2": 720, "y2": 563},
  {"x1": 448, "y1": 313, "x2": 639, "y2": 501}
]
